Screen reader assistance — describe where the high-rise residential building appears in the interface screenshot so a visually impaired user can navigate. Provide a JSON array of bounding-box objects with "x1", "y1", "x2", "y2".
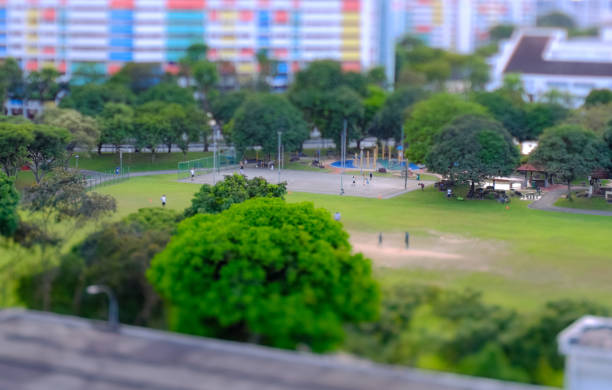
[
  {"x1": 0, "y1": 0, "x2": 393, "y2": 87},
  {"x1": 391, "y1": 0, "x2": 537, "y2": 53}
]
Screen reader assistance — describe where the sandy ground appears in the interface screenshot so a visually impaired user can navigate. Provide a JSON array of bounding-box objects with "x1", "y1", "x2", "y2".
[
  {"x1": 183, "y1": 168, "x2": 431, "y2": 199},
  {"x1": 349, "y1": 231, "x2": 506, "y2": 272}
]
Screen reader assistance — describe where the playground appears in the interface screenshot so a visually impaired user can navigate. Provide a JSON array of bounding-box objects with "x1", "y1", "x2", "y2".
[{"x1": 185, "y1": 167, "x2": 432, "y2": 198}]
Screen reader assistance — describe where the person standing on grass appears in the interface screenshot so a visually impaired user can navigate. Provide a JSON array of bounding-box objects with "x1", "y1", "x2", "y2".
[
  {"x1": 369, "y1": 172, "x2": 373, "y2": 182},
  {"x1": 447, "y1": 188, "x2": 452, "y2": 198},
  {"x1": 161, "y1": 195, "x2": 167, "y2": 207},
  {"x1": 190, "y1": 168, "x2": 195, "y2": 181},
  {"x1": 334, "y1": 211, "x2": 341, "y2": 221}
]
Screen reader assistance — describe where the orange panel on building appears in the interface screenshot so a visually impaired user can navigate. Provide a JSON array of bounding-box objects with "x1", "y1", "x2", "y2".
[{"x1": 342, "y1": 62, "x2": 361, "y2": 72}]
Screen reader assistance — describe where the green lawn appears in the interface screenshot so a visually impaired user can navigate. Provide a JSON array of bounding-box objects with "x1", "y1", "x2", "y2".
[
  {"x1": 89, "y1": 175, "x2": 612, "y2": 312},
  {"x1": 5, "y1": 174, "x2": 612, "y2": 312},
  {"x1": 555, "y1": 193, "x2": 612, "y2": 211},
  {"x1": 68, "y1": 151, "x2": 213, "y2": 173}
]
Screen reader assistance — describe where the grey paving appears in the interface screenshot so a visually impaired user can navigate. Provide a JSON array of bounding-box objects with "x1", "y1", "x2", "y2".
[
  {"x1": 0, "y1": 310, "x2": 553, "y2": 390},
  {"x1": 528, "y1": 188, "x2": 612, "y2": 217},
  {"x1": 185, "y1": 168, "x2": 431, "y2": 199}
]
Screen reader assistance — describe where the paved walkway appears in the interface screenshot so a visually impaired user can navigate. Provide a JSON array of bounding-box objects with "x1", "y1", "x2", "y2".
[{"x1": 528, "y1": 187, "x2": 612, "y2": 216}]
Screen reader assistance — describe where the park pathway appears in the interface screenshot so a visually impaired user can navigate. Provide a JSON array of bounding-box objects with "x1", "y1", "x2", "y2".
[{"x1": 528, "y1": 187, "x2": 612, "y2": 216}]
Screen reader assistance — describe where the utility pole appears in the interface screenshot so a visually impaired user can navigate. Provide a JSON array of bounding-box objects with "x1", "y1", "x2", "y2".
[
  {"x1": 119, "y1": 149, "x2": 123, "y2": 174},
  {"x1": 277, "y1": 131, "x2": 282, "y2": 184},
  {"x1": 340, "y1": 119, "x2": 347, "y2": 195},
  {"x1": 213, "y1": 124, "x2": 217, "y2": 184},
  {"x1": 401, "y1": 125, "x2": 407, "y2": 190}
]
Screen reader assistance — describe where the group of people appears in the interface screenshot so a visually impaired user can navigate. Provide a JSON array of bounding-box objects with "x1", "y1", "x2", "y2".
[{"x1": 352, "y1": 172, "x2": 374, "y2": 186}]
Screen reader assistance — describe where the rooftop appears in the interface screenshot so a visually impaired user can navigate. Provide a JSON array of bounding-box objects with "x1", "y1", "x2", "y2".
[
  {"x1": 0, "y1": 309, "x2": 553, "y2": 390},
  {"x1": 560, "y1": 316, "x2": 612, "y2": 355},
  {"x1": 504, "y1": 35, "x2": 612, "y2": 78}
]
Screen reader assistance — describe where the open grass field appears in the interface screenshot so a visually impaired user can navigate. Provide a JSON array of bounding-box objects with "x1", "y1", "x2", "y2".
[
  {"x1": 67, "y1": 151, "x2": 213, "y2": 173},
  {"x1": 4, "y1": 172, "x2": 611, "y2": 312},
  {"x1": 91, "y1": 173, "x2": 612, "y2": 312},
  {"x1": 555, "y1": 193, "x2": 612, "y2": 211}
]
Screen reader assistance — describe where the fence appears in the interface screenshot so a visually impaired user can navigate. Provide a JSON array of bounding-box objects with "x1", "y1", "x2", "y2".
[
  {"x1": 85, "y1": 168, "x2": 131, "y2": 190},
  {"x1": 177, "y1": 154, "x2": 236, "y2": 179}
]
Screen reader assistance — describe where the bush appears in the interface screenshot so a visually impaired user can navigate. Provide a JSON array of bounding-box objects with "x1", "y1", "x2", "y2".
[
  {"x1": 0, "y1": 173, "x2": 19, "y2": 237},
  {"x1": 149, "y1": 198, "x2": 380, "y2": 352},
  {"x1": 184, "y1": 174, "x2": 286, "y2": 217}
]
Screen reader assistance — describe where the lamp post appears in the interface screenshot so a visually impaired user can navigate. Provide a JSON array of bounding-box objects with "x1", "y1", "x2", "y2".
[
  {"x1": 340, "y1": 119, "x2": 347, "y2": 195},
  {"x1": 86, "y1": 285, "x2": 119, "y2": 332},
  {"x1": 277, "y1": 131, "x2": 282, "y2": 184},
  {"x1": 75, "y1": 155, "x2": 79, "y2": 171}
]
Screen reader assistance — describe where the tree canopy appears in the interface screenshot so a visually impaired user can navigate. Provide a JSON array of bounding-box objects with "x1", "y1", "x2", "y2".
[
  {"x1": 426, "y1": 115, "x2": 519, "y2": 187},
  {"x1": 584, "y1": 89, "x2": 612, "y2": 107},
  {"x1": 531, "y1": 125, "x2": 609, "y2": 198},
  {"x1": 0, "y1": 122, "x2": 33, "y2": 176},
  {"x1": 0, "y1": 173, "x2": 19, "y2": 237},
  {"x1": 367, "y1": 87, "x2": 426, "y2": 142},
  {"x1": 536, "y1": 12, "x2": 575, "y2": 29},
  {"x1": 184, "y1": 174, "x2": 287, "y2": 217},
  {"x1": 148, "y1": 198, "x2": 379, "y2": 352},
  {"x1": 229, "y1": 93, "x2": 309, "y2": 157},
  {"x1": 39, "y1": 107, "x2": 100, "y2": 158},
  {"x1": 406, "y1": 93, "x2": 489, "y2": 163}
]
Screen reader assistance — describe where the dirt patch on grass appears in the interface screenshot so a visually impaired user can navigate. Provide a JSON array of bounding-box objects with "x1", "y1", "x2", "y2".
[{"x1": 350, "y1": 231, "x2": 506, "y2": 272}]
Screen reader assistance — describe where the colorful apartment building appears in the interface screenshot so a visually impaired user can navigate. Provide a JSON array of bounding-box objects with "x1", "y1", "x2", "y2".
[
  {"x1": 391, "y1": 0, "x2": 537, "y2": 53},
  {"x1": 0, "y1": 0, "x2": 389, "y2": 87}
]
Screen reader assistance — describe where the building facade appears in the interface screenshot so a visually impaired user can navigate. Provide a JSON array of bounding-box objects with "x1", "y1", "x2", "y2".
[
  {"x1": 391, "y1": 0, "x2": 537, "y2": 53},
  {"x1": 0, "y1": 0, "x2": 391, "y2": 87},
  {"x1": 488, "y1": 27, "x2": 612, "y2": 106}
]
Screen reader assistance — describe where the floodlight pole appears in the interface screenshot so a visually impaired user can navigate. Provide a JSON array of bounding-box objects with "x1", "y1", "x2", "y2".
[
  {"x1": 340, "y1": 119, "x2": 347, "y2": 195},
  {"x1": 213, "y1": 125, "x2": 217, "y2": 184},
  {"x1": 277, "y1": 131, "x2": 282, "y2": 184},
  {"x1": 401, "y1": 125, "x2": 407, "y2": 190}
]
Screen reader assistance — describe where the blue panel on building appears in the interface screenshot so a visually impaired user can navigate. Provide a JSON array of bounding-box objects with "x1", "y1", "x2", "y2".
[
  {"x1": 258, "y1": 11, "x2": 269, "y2": 27},
  {"x1": 110, "y1": 52, "x2": 133, "y2": 61},
  {"x1": 277, "y1": 62, "x2": 288, "y2": 74},
  {"x1": 111, "y1": 24, "x2": 133, "y2": 34},
  {"x1": 110, "y1": 10, "x2": 133, "y2": 21},
  {"x1": 0, "y1": 46, "x2": 6, "y2": 55},
  {"x1": 257, "y1": 36, "x2": 269, "y2": 46},
  {"x1": 0, "y1": 9, "x2": 6, "y2": 19},
  {"x1": 110, "y1": 38, "x2": 133, "y2": 48},
  {"x1": 166, "y1": 25, "x2": 204, "y2": 34},
  {"x1": 167, "y1": 11, "x2": 203, "y2": 21}
]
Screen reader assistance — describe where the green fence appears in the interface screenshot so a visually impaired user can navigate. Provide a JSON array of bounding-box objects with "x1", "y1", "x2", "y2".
[
  {"x1": 85, "y1": 168, "x2": 131, "y2": 190},
  {"x1": 177, "y1": 154, "x2": 236, "y2": 179}
]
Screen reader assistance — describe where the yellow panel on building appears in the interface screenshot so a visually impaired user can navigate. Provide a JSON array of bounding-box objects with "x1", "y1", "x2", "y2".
[
  {"x1": 220, "y1": 11, "x2": 237, "y2": 21},
  {"x1": 433, "y1": 0, "x2": 443, "y2": 26},
  {"x1": 26, "y1": 47, "x2": 38, "y2": 54},
  {"x1": 341, "y1": 51, "x2": 360, "y2": 61},
  {"x1": 220, "y1": 49, "x2": 236, "y2": 59},
  {"x1": 237, "y1": 62, "x2": 255, "y2": 74},
  {"x1": 342, "y1": 12, "x2": 360, "y2": 22},
  {"x1": 342, "y1": 39, "x2": 360, "y2": 47}
]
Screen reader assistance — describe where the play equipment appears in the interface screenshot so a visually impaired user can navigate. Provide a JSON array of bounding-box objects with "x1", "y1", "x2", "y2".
[{"x1": 177, "y1": 154, "x2": 236, "y2": 179}]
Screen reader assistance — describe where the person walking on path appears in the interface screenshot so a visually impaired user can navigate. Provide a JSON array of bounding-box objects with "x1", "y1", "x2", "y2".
[
  {"x1": 369, "y1": 172, "x2": 373, "y2": 182},
  {"x1": 352, "y1": 176, "x2": 356, "y2": 186},
  {"x1": 190, "y1": 168, "x2": 195, "y2": 181},
  {"x1": 161, "y1": 195, "x2": 167, "y2": 207},
  {"x1": 334, "y1": 211, "x2": 341, "y2": 221},
  {"x1": 239, "y1": 165, "x2": 244, "y2": 175}
]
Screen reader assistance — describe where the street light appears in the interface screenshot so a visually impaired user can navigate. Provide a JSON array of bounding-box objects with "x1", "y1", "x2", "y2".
[
  {"x1": 86, "y1": 284, "x2": 119, "y2": 332},
  {"x1": 277, "y1": 131, "x2": 282, "y2": 184},
  {"x1": 75, "y1": 155, "x2": 79, "y2": 171}
]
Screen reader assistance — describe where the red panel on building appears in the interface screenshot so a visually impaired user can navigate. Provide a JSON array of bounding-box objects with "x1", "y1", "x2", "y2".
[
  {"x1": 258, "y1": 0, "x2": 270, "y2": 7},
  {"x1": 273, "y1": 48, "x2": 288, "y2": 58},
  {"x1": 240, "y1": 48, "x2": 254, "y2": 56},
  {"x1": 58, "y1": 61, "x2": 66, "y2": 73},
  {"x1": 342, "y1": 62, "x2": 361, "y2": 72},
  {"x1": 108, "y1": 63, "x2": 122, "y2": 75},
  {"x1": 207, "y1": 48, "x2": 218, "y2": 60},
  {"x1": 167, "y1": 0, "x2": 205, "y2": 9},
  {"x1": 274, "y1": 10, "x2": 288, "y2": 24},
  {"x1": 291, "y1": 61, "x2": 300, "y2": 73},
  {"x1": 26, "y1": 60, "x2": 38, "y2": 71},
  {"x1": 292, "y1": 0, "x2": 300, "y2": 8},
  {"x1": 342, "y1": 0, "x2": 360, "y2": 12},
  {"x1": 110, "y1": 0, "x2": 134, "y2": 8},
  {"x1": 165, "y1": 64, "x2": 180, "y2": 74},
  {"x1": 239, "y1": 10, "x2": 253, "y2": 22},
  {"x1": 209, "y1": 10, "x2": 217, "y2": 21},
  {"x1": 42, "y1": 46, "x2": 55, "y2": 55},
  {"x1": 42, "y1": 8, "x2": 55, "y2": 21},
  {"x1": 416, "y1": 25, "x2": 431, "y2": 33}
]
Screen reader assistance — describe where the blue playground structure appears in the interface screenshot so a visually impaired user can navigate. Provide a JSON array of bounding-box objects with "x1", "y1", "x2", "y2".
[{"x1": 330, "y1": 159, "x2": 422, "y2": 171}]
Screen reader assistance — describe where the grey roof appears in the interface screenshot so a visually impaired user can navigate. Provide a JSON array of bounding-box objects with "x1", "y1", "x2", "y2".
[
  {"x1": 0, "y1": 309, "x2": 554, "y2": 390},
  {"x1": 559, "y1": 315, "x2": 612, "y2": 355},
  {"x1": 504, "y1": 36, "x2": 612, "y2": 77}
]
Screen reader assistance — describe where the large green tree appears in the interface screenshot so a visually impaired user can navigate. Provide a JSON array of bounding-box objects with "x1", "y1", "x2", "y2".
[
  {"x1": 584, "y1": 89, "x2": 612, "y2": 107},
  {"x1": 525, "y1": 102, "x2": 569, "y2": 140},
  {"x1": 26, "y1": 125, "x2": 72, "y2": 183},
  {"x1": 148, "y1": 198, "x2": 379, "y2": 352},
  {"x1": 368, "y1": 87, "x2": 427, "y2": 142},
  {"x1": 472, "y1": 91, "x2": 527, "y2": 140},
  {"x1": 18, "y1": 207, "x2": 181, "y2": 326},
  {"x1": 60, "y1": 83, "x2": 135, "y2": 117},
  {"x1": 26, "y1": 67, "x2": 61, "y2": 101},
  {"x1": 98, "y1": 103, "x2": 134, "y2": 154},
  {"x1": 210, "y1": 90, "x2": 249, "y2": 126},
  {"x1": 184, "y1": 174, "x2": 287, "y2": 217},
  {"x1": 406, "y1": 93, "x2": 488, "y2": 163},
  {"x1": 138, "y1": 82, "x2": 196, "y2": 106},
  {"x1": 39, "y1": 107, "x2": 100, "y2": 161},
  {"x1": 531, "y1": 125, "x2": 609, "y2": 199},
  {"x1": 0, "y1": 58, "x2": 25, "y2": 102},
  {"x1": 229, "y1": 94, "x2": 309, "y2": 158},
  {"x1": 426, "y1": 115, "x2": 519, "y2": 193},
  {"x1": 0, "y1": 173, "x2": 19, "y2": 237},
  {"x1": 537, "y1": 12, "x2": 575, "y2": 29},
  {"x1": 564, "y1": 102, "x2": 612, "y2": 135},
  {"x1": 0, "y1": 122, "x2": 33, "y2": 176}
]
